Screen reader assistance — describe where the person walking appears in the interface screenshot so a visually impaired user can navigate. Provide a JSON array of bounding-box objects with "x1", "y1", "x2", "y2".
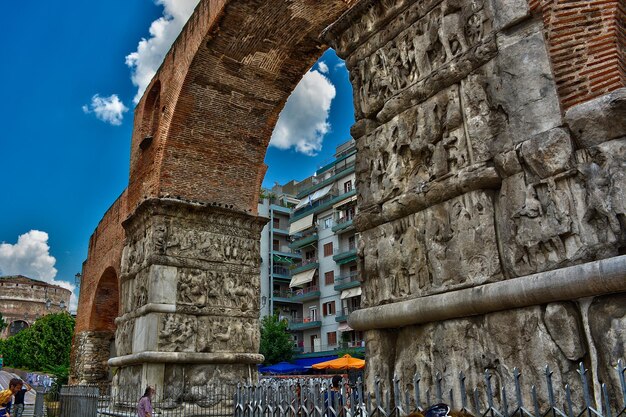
[
  {"x1": 137, "y1": 386, "x2": 154, "y2": 417},
  {"x1": 12, "y1": 382, "x2": 30, "y2": 417},
  {"x1": 0, "y1": 378, "x2": 23, "y2": 417}
]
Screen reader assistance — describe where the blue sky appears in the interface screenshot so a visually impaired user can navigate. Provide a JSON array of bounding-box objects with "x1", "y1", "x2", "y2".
[{"x1": 0, "y1": 1, "x2": 354, "y2": 309}]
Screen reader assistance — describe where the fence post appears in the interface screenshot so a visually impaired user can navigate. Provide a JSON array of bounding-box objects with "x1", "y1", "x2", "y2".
[{"x1": 33, "y1": 387, "x2": 46, "y2": 417}]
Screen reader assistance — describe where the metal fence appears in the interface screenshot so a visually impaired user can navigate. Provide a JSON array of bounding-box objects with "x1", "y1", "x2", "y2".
[{"x1": 55, "y1": 360, "x2": 626, "y2": 417}]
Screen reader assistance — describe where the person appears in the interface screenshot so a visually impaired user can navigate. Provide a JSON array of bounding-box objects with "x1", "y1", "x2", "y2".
[
  {"x1": 0, "y1": 378, "x2": 23, "y2": 417},
  {"x1": 424, "y1": 403, "x2": 450, "y2": 417},
  {"x1": 12, "y1": 382, "x2": 31, "y2": 417},
  {"x1": 137, "y1": 386, "x2": 154, "y2": 417},
  {"x1": 325, "y1": 375, "x2": 343, "y2": 417}
]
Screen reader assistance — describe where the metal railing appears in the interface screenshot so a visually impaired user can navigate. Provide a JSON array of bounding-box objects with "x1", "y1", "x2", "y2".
[
  {"x1": 336, "y1": 273, "x2": 360, "y2": 285},
  {"x1": 273, "y1": 266, "x2": 290, "y2": 276},
  {"x1": 58, "y1": 359, "x2": 626, "y2": 417},
  {"x1": 293, "y1": 258, "x2": 319, "y2": 269}
]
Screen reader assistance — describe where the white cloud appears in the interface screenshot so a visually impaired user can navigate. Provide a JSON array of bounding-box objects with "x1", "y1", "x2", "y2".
[
  {"x1": 269, "y1": 70, "x2": 336, "y2": 156},
  {"x1": 334, "y1": 61, "x2": 346, "y2": 70},
  {"x1": 318, "y1": 61, "x2": 329, "y2": 74},
  {"x1": 0, "y1": 231, "x2": 78, "y2": 313},
  {"x1": 82, "y1": 94, "x2": 129, "y2": 126},
  {"x1": 126, "y1": 0, "x2": 201, "y2": 103}
]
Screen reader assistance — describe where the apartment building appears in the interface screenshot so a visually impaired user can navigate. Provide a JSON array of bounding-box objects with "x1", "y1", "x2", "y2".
[{"x1": 258, "y1": 139, "x2": 364, "y2": 358}]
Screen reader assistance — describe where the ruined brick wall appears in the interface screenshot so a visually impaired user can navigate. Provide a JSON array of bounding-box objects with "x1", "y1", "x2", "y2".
[
  {"x1": 127, "y1": 1, "x2": 229, "y2": 213},
  {"x1": 71, "y1": 189, "x2": 127, "y2": 384},
  {"x1": 75, "y1": 189, "x2": 127, "y2": 334},
  {"x1": 530, "y1": 0, "x2": 626, "y2": 108},
  {"x1": 128, "y1": 0, "x2": 357, "y2": 214}
]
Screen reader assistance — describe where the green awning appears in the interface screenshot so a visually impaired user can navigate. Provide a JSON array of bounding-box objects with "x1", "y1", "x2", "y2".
[{"x1": 273, "y1": 254, "x2": 294, "y2": 264}]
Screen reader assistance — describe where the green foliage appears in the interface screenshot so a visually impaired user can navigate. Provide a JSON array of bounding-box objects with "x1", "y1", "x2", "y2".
[
  {"x1": 0, "y1": 312, "x2": 75, "y2": 372},
  {"x1": 259, "y1": 314, "x2": 294, "y2": 365},
  {"x1": 335, "y1": 348, "x2": 365, "y2": 359}
]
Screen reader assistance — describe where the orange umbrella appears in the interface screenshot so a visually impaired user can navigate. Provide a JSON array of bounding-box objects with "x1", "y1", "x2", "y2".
[{"x1": 311, "y1": 354, "x2": 365, "y2": 370}]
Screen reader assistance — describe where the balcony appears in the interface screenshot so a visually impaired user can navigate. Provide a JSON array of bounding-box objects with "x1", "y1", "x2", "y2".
[
  {"x1": 272, "y1": 290, "x2": 303, "y2": 304},
  {"x1": 270, "y1": 203, "x2": 292, "y2": 215},
  {"x1": 335, "y1": 306, "x2": 360, "y2": 322},
  {"x1": 290, "y1": 285, "x2": 320, "y2": 302},
  {"x1": 272, "y1": 265, "x2": 290, "y2": 279},
  {"x1": 334, "y1": 272, "x2": 360, "y2": 291},
  {"x1": 286, "y1": 316, "x2": 322, "y2": 331},
  {"x1": 332, "y1": 217, "x2": 355, "y2": 233},
  {"x1": 290, "y1": 257, "x2": 319, "y2": 275},
  {"x1": 289, "y1": 233, "x2": 318, "y2": 250},
  {"x1": 296, "y1": 159, "x2": 356, "y2": 199},
  {"x1": 333, "y1": 247, "x2": 358, "y2": 265},
  {"x1": 291, "y1": 188, "x2": 357, "y2": 222}
]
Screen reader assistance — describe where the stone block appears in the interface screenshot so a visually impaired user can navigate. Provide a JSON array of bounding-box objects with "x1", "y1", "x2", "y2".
[
  {"x1": 489, "y1": 0, "x2": 531, "y2": 31},
  {"x1": 544, "y1": 302, "x2": 585, "y2": 361},
  {"x1": 132, "y1": 314, "x2": 159, "y2": 353},
  {"x1": 148, "y1": 265, "x2": 178, "y2": 305},
  {"x1": 520, "y1": 128, "x2": 574, "y2": 180},
  {"x1": 565, "y1": 88, "x2": 626, "y2": 148}
]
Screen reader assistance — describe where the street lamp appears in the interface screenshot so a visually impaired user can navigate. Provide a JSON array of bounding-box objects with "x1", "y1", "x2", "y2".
[
  {"x1": 45, "y1": 299, "x2": 52, "y2": 310},
  {"x1": 59, "y1": 300, "x2": 66, "y2": 310}
]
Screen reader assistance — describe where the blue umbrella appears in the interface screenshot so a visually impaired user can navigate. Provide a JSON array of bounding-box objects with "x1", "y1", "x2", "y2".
[{"x1": 259, "y1": 362, "x2": 307, "y2": 375}]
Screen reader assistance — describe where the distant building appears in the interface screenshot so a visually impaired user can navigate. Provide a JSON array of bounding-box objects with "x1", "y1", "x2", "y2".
[
  {"x1": 258, "y1": 139, "x2": 363, "y2": 359},
  {"x1": 0, "y1": 275, "x2": 71, "y2": 338}
]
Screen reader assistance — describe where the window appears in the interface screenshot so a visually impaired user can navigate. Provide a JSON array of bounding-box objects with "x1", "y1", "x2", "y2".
[
  {"x1": 348, "y1": 235, "x2": 356, "y2": 251},
  {"x1": 323, "y1": 242, "x2": 333, "y2": 257},
  {"x1": 323, "y1": 301, "x2": 335, "y2": 316},
  {"x1": 323, "y1": 217, "x2": 333, "y2": 229},
  {"x1": 327, "y1": 331, "x2": 337, "y2": 346},
  {"x1": 344, "y1": 180, "x2": 353, "y2": 193},
  {"x1": 310, "y1": 307, "x2": 318, "y2": 321},
  {"x1": 273, "y1": 217, "x2": 280, "y2": 229},
  {"x1": 324, "y1": 271, "x2": 335, "y2": 285},
  {"x1": 273, "y1": 239, "x2": 280, "y2": 251}
]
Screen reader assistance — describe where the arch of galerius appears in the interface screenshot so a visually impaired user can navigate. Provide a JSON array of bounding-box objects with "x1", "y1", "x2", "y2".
[{"x1": 72, "y1": 0, "x2": 626, "y2": 405}]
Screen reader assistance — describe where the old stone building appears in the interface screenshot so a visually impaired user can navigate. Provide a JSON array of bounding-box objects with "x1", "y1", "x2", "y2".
[
  {"x1": 72, "y1": 0, "x2": 625, "y2": 409},
  {"x1": 0, "y1": 275, "x2": 71, "y2": 338}
]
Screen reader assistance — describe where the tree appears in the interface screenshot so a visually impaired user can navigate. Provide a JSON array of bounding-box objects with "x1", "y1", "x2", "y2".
[
  {"x1": 259, "y1": 314, "x2": 294, "y2": 365},
  {"x1": 0, "y1": 312, "x2": 75, "y2": 371}
]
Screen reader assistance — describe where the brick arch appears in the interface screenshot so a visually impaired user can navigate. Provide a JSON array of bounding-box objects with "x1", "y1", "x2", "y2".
[
  {"x1": 89, "y1": 267, "x2": 119, "y2": 332},
  {"x1": 127, "y1": 0, "x2": 358, "y2": 213}
]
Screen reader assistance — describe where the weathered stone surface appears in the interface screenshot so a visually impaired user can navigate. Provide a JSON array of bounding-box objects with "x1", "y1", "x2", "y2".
[
  {"x1": 360, "y1": 190, "x2": 502, "y2": 307},
  {"x1": 565, "y1": 88, "x2": 626, "y2": 149},
  {"x1": 544, "y1": 302, "x2": 585, "y2": 361},
  {"x1": 391, "y1": 307, "x2": 585, "y2": 408},
  {"x1": 520, "y1": 128, "x2": 574, "y2": 181},
  {"x1": 71, "y1": 331, "x2": 114, "y2": 385},
  {"x1": 112, "y1": 198, "x2": 267, "y2": 393},
  {"x1": 588, "y1": 293, "x2": 626, "y2": 408},
  {"x1": 495, "y1": 144, "x2": 625, "y2": 278}
]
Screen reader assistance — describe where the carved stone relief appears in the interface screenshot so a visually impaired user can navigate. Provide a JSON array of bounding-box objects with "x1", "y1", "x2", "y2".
[
  {"x1": 158, "y1": 314, "x2": 197, "y2": 353},
  {"x1": 360, "y1": 190, "x2": 501, "y2": 307},
  {"x1": 176, "y1": 266, "x2": 259, "y2": 315},
  {"x1": 196, "y1": 316, "x2": 259, "y2": 353},
  {"x1": 497, "y1": 139, "x2": 625, "y2": 277},
  {"x1": 357, "y1": 85, "x2": 472, "y2": 210},
  {"x1": 115, "y1": 319, "x2": 135, "y2": 357},
  {"x1": 348, "y1": 0, "x2": 494, "y2": 118}
]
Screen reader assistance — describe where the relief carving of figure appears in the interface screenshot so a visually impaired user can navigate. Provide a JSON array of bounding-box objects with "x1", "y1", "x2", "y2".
[
  {"x1": 439, "y1": 8, "x2": 469, "y2": 61},
  {"x1": 579, "y1": 161, "x2": 621, "y2": 234},
  {"x1": 177, "y1": 270, "x2": 208, "y2": 308},
  {"x1": 159, "y1": 314, "x2": 196, "y2": 352}
]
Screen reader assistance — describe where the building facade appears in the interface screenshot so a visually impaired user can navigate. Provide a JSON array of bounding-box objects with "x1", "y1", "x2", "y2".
[
  {"x1": 0, "y1": 275, "x2": 71, "y2": 338},
  {"x1": 258, "y1": 140, "x2": 364, "y2": 359}
]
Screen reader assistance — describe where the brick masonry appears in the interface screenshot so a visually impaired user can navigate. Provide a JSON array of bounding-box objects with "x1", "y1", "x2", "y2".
[{"x1": 529, "y1": 0, "x2": 626, "y2": 109}]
